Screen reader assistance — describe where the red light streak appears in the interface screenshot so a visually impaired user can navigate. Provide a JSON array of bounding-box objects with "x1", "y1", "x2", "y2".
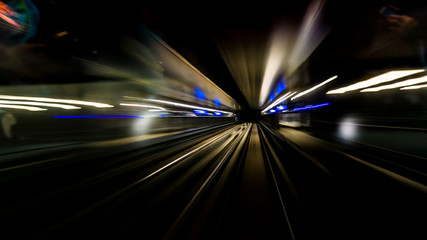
[{"x1": 0, "y1": 1, "x2": 21, "y2": 29}]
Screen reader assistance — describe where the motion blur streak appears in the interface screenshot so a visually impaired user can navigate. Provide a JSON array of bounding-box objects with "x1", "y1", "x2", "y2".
[
  {"x1": 276, "y1": 124, "x2": 427, "y2": 238},
  {"x1": 148, "y1": 32, "x2": 234, "y2": 103},
  {"x1": 361, "y1": 75, "x2": 427, "y2": 92},
  {"x1": 400, "y1": 83, "x2": 427, "y2": 90},
  {"x1": 327, "y1": 69, "x2": 425, "y2": 94},
  {"x1": 163, "y1": 124, "x2": 252, "y2": 239},
  {"x1": 120, "y1": 103, "x2": 165, "y2": 110},
  {"x1": 0, "y1": 95, "x2": 113, "y2": 108},
  {"x1": 291, "y1": 75, "x2": 337, "y2": 100},
  {"x1": 262, "y1": 91, "x2": 297, "y2": 113},
  {"x1": 0, "y1": 104, "x2": 46, "y2": 111},
  {"x1": 258, "y1": 124, "x2": 296, "y2": 240},
  {"x1": 143, "y1": 98, "x2": 234, "y2": 114},
  {"x1": 137, "y1": 126, "x2": 238, "y2": 183},
  {"x1": 2, "y1": 1, "x2": 427, "y2": 239},
  {"x1": 339, "y1": 151, "x2": 427, "y2": 193},
  {"x1": 286, "y1": 0, "x2": 329, "y2": 75},
  {"x1": 220, "y1": 0, "x2": 330, "y2": 108},
  {"x1": 0, "y1": 100, "x2": 81, "y2": 109},
  {"x1": 0, "y1": 1, "x2": 21, "y2": 29},
  {"x1": 286, "y1": 128, "x2": 427, "y2": 193},
  {"x1": 292, "y1": 102, "x2": 329, "y2": 111},
  {"x1": 216, "y1": 35, "x2": 262, "y2": 108},
  {"x1": 259, "y1": 28, "x2": 289, "y2": 107},
  {"x1": 54, "y1": 115, "x2": 144, "y2": 119}
]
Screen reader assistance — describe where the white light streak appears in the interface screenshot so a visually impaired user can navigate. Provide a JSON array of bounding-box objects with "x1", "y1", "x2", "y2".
[
  {"x1": 143, "y1": 99, "x2": 233, "y2": 115},
  {"x1": 361, "y1": 75, "x2": 427, "y2": 92},
  {"x1": 0, "y1": 100, "x2": 81, "y2": 109},
  {"x1": 327, "y1": 69, "x2": 425, "y2": 94},
  {"x1": 291, "y1": 75, "x2": 337, "y2": 100},
  {"x1": 0, "y1": 95, "x2": 113, "y2": 108},
  {"x1": 0, "y1": 104, "x2": 47, "y2": 111},
  {"x1": 400, "y1": 83, "x2": 427, "y2": 90},
  {"x1": 138, "y1": 126, "x2": 236, "y2": 182},
  {"x1": 259, "y1": 28, "x2": 288, "y2": 107},
  {"x1": 120, "y1": 103, "x2": 165, "y2": 110},
  {"x1": 287, "y1": 0, "x2": 330, "y2": 76},
  {"x1": 262, "y1": 91, "x2": 297, "y2": 113}
]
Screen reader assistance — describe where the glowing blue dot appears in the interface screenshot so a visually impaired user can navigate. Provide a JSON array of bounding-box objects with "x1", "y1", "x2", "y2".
[
  {"x1": 214, "y1": 98, "x2": 221, "y2": 106},
  {"x1": 194, "y1": 88, "x2": 206, "y2": 100}
]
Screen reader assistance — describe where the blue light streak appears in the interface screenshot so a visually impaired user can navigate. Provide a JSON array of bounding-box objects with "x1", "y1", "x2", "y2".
[
  {"x1": 269, "y1": 92, "x2": 275, "y2": 102},
  {"x1": 293, "y1": 103, "x2": 330, "y2": 111},
  {"x1": 54, "y1": 115, "x2": 144, "y2": 119},
  {"x1": 269, "y1": 109, "x2": 277, "y2": 113},
  {"x1": 193, "y1": 109, "x2": 208, "y2": 115},
  {"x1": 214, "y1": 112, "x2": 223, "y2": 116},
  {"x1": 275, "y1": 81, "x2": 286, "y2": 96}
]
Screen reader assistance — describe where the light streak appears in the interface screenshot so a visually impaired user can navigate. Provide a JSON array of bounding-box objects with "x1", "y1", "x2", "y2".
[
  {"x1": 400, "y1": 83, "x2": 427, "y2": 90},
  {"x1": 0, "y1": 104, "x2": 47, "y2": 111},
  {"x1": 54, "y1": 115, "x2": 144, "y2": 119},
  {"x1": 327, "y1": 69, "x2": 425, "y2": 94},
  {"x1": 262, "y1": 91, "x2": 297, "y2": 113},
  {"x1": 143, "y1": 99, "x2": 233, "y2": 115},
  {"x1": 120, "y1": 103, "x2": 165, "y2": 110},
  {"x1": 0, "y1": 95, "x2": 113, "y2": 108},
  {"x1": 0, "y1": 100, "x2": 81, "y2": 109},
  {"x1": 361, "y1": 75, "x2": 427, "y2": 92},
  {"x1": 291, "y1": 75, "x2": 337, "y2": 100},
  {"x1": 0, "y1": 1, "x2": 21, "y2": 29},
  {"x1": 55, "y1": 31, "x2": 69, "y2": 38},
  {"x1": 259, "y1": 28, "x2": 288, "y2": 107},
  {"x1": 293, "y1": 102, "x2": 330, "y2": 111}
]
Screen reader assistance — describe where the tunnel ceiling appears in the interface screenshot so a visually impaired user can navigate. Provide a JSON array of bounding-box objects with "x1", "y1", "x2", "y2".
[
  {"x1": 37, "y1": 0, "x2": 426, "y2": 110},
  {"x1": 140, "y1": 0, "x2": 314, "y2": 109},
  {"x1": 135, "y1": 0, "x2": 392, "y2": 110}
]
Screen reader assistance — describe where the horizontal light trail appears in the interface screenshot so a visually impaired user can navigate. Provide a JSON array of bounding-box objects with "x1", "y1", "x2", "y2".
[
  {"x1": 400, "y1": 83, "x2": 427, "y2": 90},
  {"x1": 293, "y1": 102, "x2": 330, "y2": 111},
  {"x1": 327, "y1": 69, "x2": 425, "y2": 94},
  {"x1": 0, "y1": 100, "x2": 81, "y2": 109},
  {"x1": 143, "y1": 99, "x2": 233, "y2": 115},
  {"x1": 54, "y1": 115, "x2": 144, "y2": 119},
  {"x1": 361, "y1": 75, "x2": 427, "y2": 92},
  {"x1": 0, "y1": 104, "x2": 47, "y2": 111},
  {"x1": 0, "y1": 95, "x2": 113, "y2": 108},
  {"x1": 120, "y1": 103, "x2": 165, "y2": 110}
]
